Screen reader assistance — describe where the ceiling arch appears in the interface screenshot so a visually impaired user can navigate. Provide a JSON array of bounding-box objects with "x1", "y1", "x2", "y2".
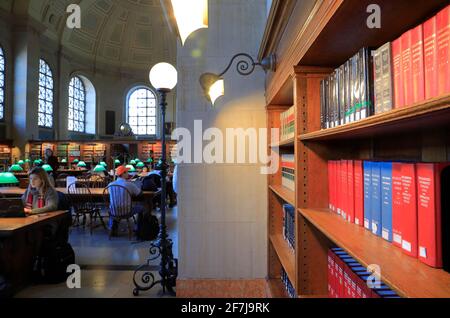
[{"x1": 15, "y1": 0, "x2": 176, "y2": 70}]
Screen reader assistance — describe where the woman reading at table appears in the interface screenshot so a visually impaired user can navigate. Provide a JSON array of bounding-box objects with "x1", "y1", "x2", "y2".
[{"x1": 21, "y1": 167, "x2": 59, "y2": 215}]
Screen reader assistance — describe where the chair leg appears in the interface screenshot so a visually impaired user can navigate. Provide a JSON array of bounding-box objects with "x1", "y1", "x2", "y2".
[
  {"x1": 97, "y1": 210, "x2": 107, "y2": 230},
  {"x1": 90, "y1": 213, "x2": 94, "y2": 235},
  {"x1": 127, "y1": 218, "x2": 133, "y2": 240}
]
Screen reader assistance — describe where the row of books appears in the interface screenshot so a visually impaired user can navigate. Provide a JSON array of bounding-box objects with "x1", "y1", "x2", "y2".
[
  {"x1": 320, "y1": 4, "x2": 450, "y2": 129},
  {"x1": 282, "y1": 204, "x2": 295, "y2": 251},
  {"x1": 385, "y1": 5, "x2": 450, "y2": 111},
  {"x1": 328, "y1": 248, "x2": 400, "y2": 298},
  {"x1": 281, "y1": 153, "x2": 295, "y2": 191},
  {"x1": 320, "y1": 47, "x2": 372, "y2": 129},
  {"x1": 328, "y1": 160, "x2": 450, "y2": 269},
  {"x1": 280, "y1": 106, "x2": 295, "y2": 142},
  {"x1": 281, "y1": 268, "x2": 296, "y2": 298}
]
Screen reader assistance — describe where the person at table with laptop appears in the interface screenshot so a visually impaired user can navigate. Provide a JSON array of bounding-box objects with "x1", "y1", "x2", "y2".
[{"x1": 21, "y1": 167, "x2": 59, "y2": 215}]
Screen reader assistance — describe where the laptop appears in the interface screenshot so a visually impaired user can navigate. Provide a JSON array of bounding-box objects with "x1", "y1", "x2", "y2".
[{"x1": 0, "y1": 198, "x2": 27, "y2": 218}]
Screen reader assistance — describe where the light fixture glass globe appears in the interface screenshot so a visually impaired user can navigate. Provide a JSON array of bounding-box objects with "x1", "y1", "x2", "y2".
[{"x1": 149, "y1": 63, "x2": 178, "y2": 91}]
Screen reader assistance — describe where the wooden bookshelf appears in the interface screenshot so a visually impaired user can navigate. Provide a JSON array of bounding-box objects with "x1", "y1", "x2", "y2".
[
  {"x1": 266, "y1": 279, "x2": 289, "y2": 298},
  {"x1": 269, "y1": 185, "x2": 295, "y2": 206},
  {"x1": 300, "y1": 94, "x2": 450, "y2": 141},
  {"x1": 299, "y1": 208, "x2": 450, "y2": 298},
  {"x1": 261, "y1": 0, "x2": 450, "y2": 298}
]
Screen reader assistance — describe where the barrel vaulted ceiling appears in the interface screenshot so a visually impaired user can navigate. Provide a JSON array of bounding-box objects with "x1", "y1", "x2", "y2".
[{"x1": 0, "y1": 0, "x2": 177, "y2": 70}]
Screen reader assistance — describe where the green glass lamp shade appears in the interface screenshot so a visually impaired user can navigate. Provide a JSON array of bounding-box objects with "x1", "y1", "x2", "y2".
[
  {"x1": 100, "y1": 161, "x2": 108, "y2": 167},
  {"x1": 17, "y1": 160, "x2": 25, "y2": 166},
  {"x1": 25, "y1": 159, "x2": 31, "y2": 163},
  {"x1": 146, "y1": 158, "x2": 153, "y2": 163},
  {"x1": 42, "y1": 164, "x2": 53, "y2": 172},
  {"x1": 77, "y1": 161, "x2": 87, "y2": 168},
  {"x1": 134, "y1": 158, "x2": 141, "y2": 163},
  {"x1": 33, "y1": 159, "x2": 42, "y2": 165},
  {"x1": 114, "y1": 159, "x2": 121, "y2": 165},
  {"x1": 73, "y1": 159, "x2": 80, "y2": 164},
  {"x1": 93, "y1": 165, "x2": 106, "y2": 172},
  {"x1": 125, "y1": 165, "x2": 136, "y2": 172},
  {"x1": 9, "y1": 164, "x2": 24, "y2": 172},
  {"x1": 0, "y1": 172, "x2": 19, "y2": 185},
  {"x1": 61, "y1": 158, "x2": 67, "y2": 163},
  {"x1": 136, "y1": 162, "x2": 145, "y2": 168},
  {"x1": 129, "y1": 160, "x2": 137, "y2": 165}
]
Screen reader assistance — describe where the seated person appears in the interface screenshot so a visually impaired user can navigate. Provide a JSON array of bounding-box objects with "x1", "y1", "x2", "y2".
[
  {"x1": 107, "y1": 166, "x2": 144, "y2": 234},
  {"x1": 21, "y1": 167, "x2": 59, "y2": 215},
  {"x1": 138, "y1": 166, "x2": 151, "y2": 178}
]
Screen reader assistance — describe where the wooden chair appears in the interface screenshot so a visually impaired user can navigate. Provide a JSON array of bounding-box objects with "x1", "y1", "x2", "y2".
[
  {"x1": 102, "y1": 185, "x2": 136, "y2": 240},
  {"x1": 89, "y1": 175, "x2": 110, "y2": 188},
  {"x1": 67, "y1": 182, "x2": 107, "y2": 234}
]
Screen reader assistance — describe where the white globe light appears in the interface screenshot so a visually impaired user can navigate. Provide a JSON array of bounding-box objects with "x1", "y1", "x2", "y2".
[{"x1": 149, "y1": 62, "x2": 178, "y2": 91}]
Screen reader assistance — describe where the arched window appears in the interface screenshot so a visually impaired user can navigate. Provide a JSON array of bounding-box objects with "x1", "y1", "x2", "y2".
[
  {"x1": 127, "y1": 87, "x2": 157, "y2": 136},
  {"x1": 0, "y1": 46, "x2": 5, "y2": 120},
  {"x1": 68, "y1": 76, "x2": 86, "y2": 133},
  {"x1": 38, "y1": 59, "x2": 54, "y2": 128}
]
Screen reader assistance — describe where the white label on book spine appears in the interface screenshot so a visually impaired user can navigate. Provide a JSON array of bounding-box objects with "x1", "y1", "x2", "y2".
[
  {"x1": 372, "y1": 222, "x2": 378, "y2": 234},
  {"x1": 393, "y1": 234, "x2": 402, "y2": 244},
  {"x1": 419, "y1": 247, "x2": 427, "y2": 258},
  {"x1": 355, "y1": 218, "x2": 360, "y2": 225},
  {"x1": 402, "y1": 240, "x2": 412, "y2": 252},
  {"x1": 364, "y1": 219, "x2": 369, "y2": 229},
  {"x1": 382, "y1": 229, "x2": 389, "y2": 241}
]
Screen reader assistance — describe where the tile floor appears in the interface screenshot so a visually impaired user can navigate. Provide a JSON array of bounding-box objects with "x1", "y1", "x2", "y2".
[{"x1": 15, "y1": 207, "x2": 178, "y2": 298}]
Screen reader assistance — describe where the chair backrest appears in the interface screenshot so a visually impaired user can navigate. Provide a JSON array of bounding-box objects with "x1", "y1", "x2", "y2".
[
  {"x1": 67, "y1": 182, "x2": 95, "y2": 212},
  {"x1": 103, "y1": 184, "x2": 133, "y2": 218},
  {"x1": 88, "y1": 175, "x2": 109, "y2": 188}
]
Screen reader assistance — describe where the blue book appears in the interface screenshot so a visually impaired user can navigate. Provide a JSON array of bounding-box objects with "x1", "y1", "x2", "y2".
[
  {"x1": 380, "y1": 162, "x2": 393, "y2": 242},
  {"x1": 371, "y1": 162, "x2": 382, "y2": 237},
  {"x1": 363, "y1": 161, "x2": 372, "y2": 231}
]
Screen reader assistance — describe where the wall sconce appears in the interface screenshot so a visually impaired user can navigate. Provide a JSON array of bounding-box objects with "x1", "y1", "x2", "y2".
[
  {"x1": 199, "y1": 53, "x2": 276, "y2": 105},
  {"x1": 162, "y1": 0, "x2": 208, "y2": 46}
]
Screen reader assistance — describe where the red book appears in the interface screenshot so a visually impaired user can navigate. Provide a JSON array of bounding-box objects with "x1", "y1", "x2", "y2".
[
  {"x1": 347, "y1": 160, "x2": 355, "y2": 223},
  {"x1": 424, "y1": 16, "x2": 439, "y2": 99},
  {"x1": 328, "y1": 161, "x2": 333, "y2": 212},
  {"x1": 392, "y1": 162, "x2": 403, "y2": 248},
  {"x1": 354, "y1": 160, "x2": 364, "y2": 227},
  {"x1": 341, "y1": 160, "x2": 348, "y2": 220},
  {"x1": 334, "y1": 255, "x2": 344, "y2": 297},
  {"x1": 328, "y1": 250, "x2": 336, "y2": 297},
  {"x1": 411, "y1": 24, "x2": 425, "y2": 103},
  {"x1": 392, "y1": 37, "x2": 404, "y2": 108},
  {"x1": 401, "y1": 163, "x2": 418, "y2": 258},
  {"x1": 437, "y1": 5, "x2": 450, "y2": 96},
  {"x1": 417, "y1": 163, "x2": 450, "y2": 267},
  {"x1": 402, "y1": 31, "x2": 414, "y2": 106},
  {"x1": 336, "y1": 161, "x2": 342, "y2": 216}
]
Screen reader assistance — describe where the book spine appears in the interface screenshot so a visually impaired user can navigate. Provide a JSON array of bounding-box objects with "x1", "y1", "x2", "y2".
[
  {"x1": 360, "y1": 47, "x2": 373, "y2": 119},
  {"x1": 371, "y1": 162, "x2": 382, "y2": 237},
  {"x1": 339, "y1": 65, "x2": 346, "y2": 125},
  {"x1": 320, "y1": 80, "x2": 326, "y2": 129},
  {"x1": 400, "y1": 163, "x2": 418, "y2": 258},
  {"x1": 411, "y1": 24, "x2": 425, "y2": 104},
  {"x1": 341, "y1": 160, "x2": 348, "y2": 220},
  {"x1": 344, "y1": 60, "x2": 352, "y2": 123},
  {"x1": 334, "y1": 71, "x2": 340, "y2": 127},
  {"x1": 325, "y1": 79, "x2": 330, "y2": 129},
  {"x1": 363, "y1": 161, "x2": 372, "y2": 231},
  {"x1": 347, "y1": 160, "x2": 355, "y2": 223},
  {"x1": 401, "y1": 30, "x2": 414, "y2": 106},
  {"x1": 437, "y1": 5, "x2": 450, "y2": 96},
  {"x1": 354, "y1": 160, "x2": 364, "y2": 226},
  {"x1": 392, "y1": 38, "x2": 404, "y2": 108},
  {"x1": 424, "y1": 16, "x2": 439, "y2": 100},
  {"x1": 392, "y1": 162, "x2": 403, "y2": 248},
  {"x1": 381, "y1": 162, "x2": 393, "y2": 242},
  {"x1": 381, "y1": 42, "x2": 394, "y2": 112},
  {"x1": 373, "y1": 47, "x2": 384, "y2": 114}
]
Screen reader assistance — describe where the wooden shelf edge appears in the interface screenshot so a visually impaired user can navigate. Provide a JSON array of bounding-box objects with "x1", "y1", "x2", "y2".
[
  {"x1": 270, "y1": 137, "x2": 295, "y2": 148},
  {"x1": 266, "y1": 279, "x2": 290, "y2": 298},
  {"x1": 298, "y1": 208, "x2": 450, "y2": 298},
  {"x1": 299, "y1": 94, "x2": 450, "y2": 141},
  {"x1": 269, "y1": 234, "x2": 296, "y2": 286},
  {"x1": 269, "y1": 185, "x2": 295, "y2": 206}
]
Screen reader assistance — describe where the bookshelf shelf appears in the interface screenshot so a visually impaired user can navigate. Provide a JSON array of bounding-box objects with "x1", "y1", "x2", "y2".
[
  {"x1": 300, "y1": 94, "x2": 450, "y2": 141},
  {"x1": 269, "y1": 185, "x2": 295, "y2": 206},
  {"x1": 271, "y1": 137, "x2": 295, "y2": 148},
  {"x1": 269, "y1": 234, "x2": 295, "y2": 287},
  {"x1": 299, "y1": 208, "x2": 450, "y2": 298}
]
